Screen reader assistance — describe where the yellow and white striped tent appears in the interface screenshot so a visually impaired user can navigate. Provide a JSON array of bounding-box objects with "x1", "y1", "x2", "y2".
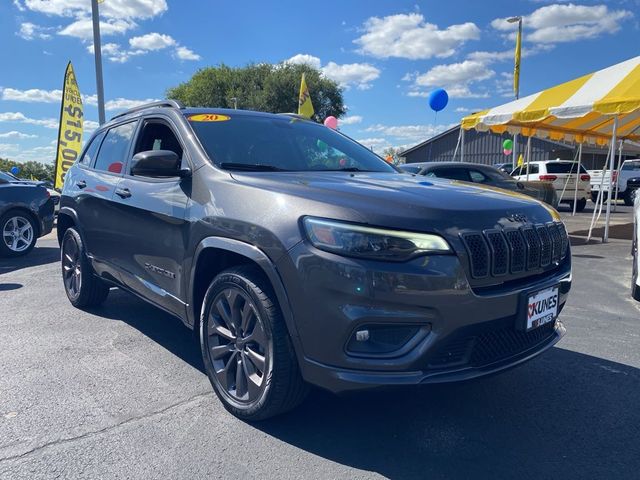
[{"x1": 462, "y1": 56, "x2": 640, "y2": 145}]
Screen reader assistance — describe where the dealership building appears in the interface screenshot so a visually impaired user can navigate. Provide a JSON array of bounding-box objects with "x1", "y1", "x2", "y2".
[{"x1": 400, "y1": 125, "x2": 640, "y2": 170}]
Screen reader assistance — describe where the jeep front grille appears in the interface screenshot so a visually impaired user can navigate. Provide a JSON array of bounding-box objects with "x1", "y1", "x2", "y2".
[{"x1": 460, "y1": 222, "x2": 568, "y2": 279}]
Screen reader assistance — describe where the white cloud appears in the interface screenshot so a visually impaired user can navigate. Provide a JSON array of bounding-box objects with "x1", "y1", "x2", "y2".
[
  {"x1": 0, "y1": 131, "x2": 38, "y2": 139},
  {"x1": 58, "y1": 18, "x2": 135, "y2": 40},
  {"x1": 491, "y1": 4, "x2": 632, "y2": 44},
  {"x1": 105, "y1": 98, "x2": 160, "y2": 111},
  {"x1": 129, "y1": 32, "x2": 175, "y2": 51},
  {"x1": 174, "y1": 46, "x2": 201, "y2": 61},
  {"x1": 341, "y1": 115, "x2": 363, "y2": 125},
  {"x1": 18, "y1": 22, "x2": 51, "y2": 40},
  {"x1": 355, "y1": 13, "x2": 480, "y2": 60},
  {"x1": 23, "y1": 0, "x2": 167, "y2": 20},
  {"x1": 84, "y1": 120, "x2": 100, "y2": 134},
  {"x1": 408, "y1": 60, "x2": 494, "y2": 99},
  {"x1": 455, "y1": 107, "x2": 471, "y2": 113},
  {"x1": 285, "y1": 54, "x2": 322, "y2": 70},
  {"x1": 13, "y1": 1, "x2": 25, "y2": 11},
  {"x1": 322, "y1": 62, "x2": 380, "y2": 90},
  {"x1": 0, "y1": 143, "x2": 20, "y2": 156},
  {"x1": 356, "y1": 137, "x2": 388, "y2": 146},
  {"x1": 0, "y1": 112, "x2": 58, "y2": 129},
  {"x1": 365, "y1": 123, "x2": 454, "y2": 142},
  {"x1": 1, "y1": 87, "x2": 62, "y2": 103}
]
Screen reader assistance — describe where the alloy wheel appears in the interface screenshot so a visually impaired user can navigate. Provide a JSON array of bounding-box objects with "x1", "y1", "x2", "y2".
[
  {"x1": 206, "y1": 287, "x2": 269, "y2": 403},
  {"x1": 2, "y1": 216, "x2": 34, "y2": 253},
  {"x1": 62, "y1": 234, "x2": 82, "y2": 298}
]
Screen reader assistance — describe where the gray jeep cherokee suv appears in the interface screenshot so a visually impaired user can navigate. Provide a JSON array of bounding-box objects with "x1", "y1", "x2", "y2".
[{"x1": 58, "y1": 101, "x2": 571, "y2": 420}]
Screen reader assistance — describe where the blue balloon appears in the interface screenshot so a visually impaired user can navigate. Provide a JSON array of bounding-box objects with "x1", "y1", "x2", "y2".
[
  {"x1": 10, "y1": 166, "x2": 19, "y2": 175},
  {"x1": 428, "y1": 88, "x2": 449, "y2": 112}
]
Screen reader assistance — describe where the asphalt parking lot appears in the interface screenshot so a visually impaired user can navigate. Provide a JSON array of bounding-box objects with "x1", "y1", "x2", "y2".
[{"x1": 1, "y1": 204, "x2": 639, "y2": 479}]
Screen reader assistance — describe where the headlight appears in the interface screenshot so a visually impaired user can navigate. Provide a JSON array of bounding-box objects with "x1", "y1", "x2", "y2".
[{"x1": 302, "y1": 217, "x2": 451, "y2": 262}]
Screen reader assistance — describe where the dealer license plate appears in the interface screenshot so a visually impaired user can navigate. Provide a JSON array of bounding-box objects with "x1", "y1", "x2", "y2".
[{"x1": 526, "y1": 286, "x2": 559, "y2": 331}]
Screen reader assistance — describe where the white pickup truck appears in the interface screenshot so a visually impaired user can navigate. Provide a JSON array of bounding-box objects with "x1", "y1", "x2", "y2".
[{"x1": 589, "y1": 159, "x2": 640, "y2": 206}]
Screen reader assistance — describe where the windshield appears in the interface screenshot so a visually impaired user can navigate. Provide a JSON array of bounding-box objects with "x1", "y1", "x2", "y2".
[
  {"x1": 187, "y1": 114, "x2": 396, "y2": 173},
  {"x1": 622, "y1": 161, "x2": 640, "y2": 171},
  {"x1": 546, "y1": 162, "x2": 588, "y2": 174},
  {"x1": 0, "y1": 172, "x2": 16, "y2": 182}
]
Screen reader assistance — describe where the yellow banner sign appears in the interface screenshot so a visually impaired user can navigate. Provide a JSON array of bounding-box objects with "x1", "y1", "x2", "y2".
[{"x1": 54, "y1": 62, "x2": 84, "y2": 189}]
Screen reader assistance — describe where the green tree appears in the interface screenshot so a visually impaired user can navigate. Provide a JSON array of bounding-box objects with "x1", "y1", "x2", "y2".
[
  {"x1": 0, "y1": 158, "x2": 54, "y2": 182},
  {"x1": 167, "y1": 63, "x2": 346, "y2": 121}
]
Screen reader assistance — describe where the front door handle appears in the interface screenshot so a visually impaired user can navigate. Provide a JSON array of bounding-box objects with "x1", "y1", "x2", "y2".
[
  {"x1": 76, "y1": 180, "x2": 87, "y2": 189},
  {"x1": 115, "y1": 187, "x2": 131, "y2": 199}
]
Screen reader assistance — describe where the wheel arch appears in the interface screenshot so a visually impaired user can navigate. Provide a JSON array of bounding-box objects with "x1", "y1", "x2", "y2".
[
  {"x1": 56, "y1": 207, "x2": 81, "y2": 246},
  {"x1": 189, "y1": 237, "x2": 300, "y2": 346}
]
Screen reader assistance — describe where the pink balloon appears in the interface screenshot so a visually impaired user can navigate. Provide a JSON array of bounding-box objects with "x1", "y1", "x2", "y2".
[
  {"x1": 324, "y1": 116, "x2": 338, "y2": 129},
  {"x1": 503, "y1": 149, "x2": 512, "y2": 155}
]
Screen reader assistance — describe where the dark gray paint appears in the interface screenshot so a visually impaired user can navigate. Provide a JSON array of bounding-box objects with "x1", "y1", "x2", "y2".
[
  {"x1": 0, "y1": 180, "x2": 54, "y2": 238},
  {"x1": 59, "y1": 105, "x2": 572, "y2": 393}
]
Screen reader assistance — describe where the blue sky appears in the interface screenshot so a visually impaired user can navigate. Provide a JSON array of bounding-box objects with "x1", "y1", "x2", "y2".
[{"x1": 1, "y1": 0, "x2": 639, "y2": 163}]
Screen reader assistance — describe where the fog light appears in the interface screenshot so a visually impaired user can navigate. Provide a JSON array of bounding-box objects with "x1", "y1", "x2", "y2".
[
  {"x1": 355, "y1": 330, "x2": 370, "y2": 342},
  {"x1": 346, "y1": 324, "x2": 426, "y2": 356}
]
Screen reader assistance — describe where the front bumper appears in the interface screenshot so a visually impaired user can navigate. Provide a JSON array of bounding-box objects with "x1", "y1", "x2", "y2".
[{"x1": 277, "y1": 241, "x2": 571, "y2": 393}]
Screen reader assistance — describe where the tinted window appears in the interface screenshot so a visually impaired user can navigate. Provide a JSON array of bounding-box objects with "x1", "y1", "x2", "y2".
[
  {"x1": 622, "y1": 161, "x2": 640, "y2": 171},
  {"x1": 546, "y1": 162, "x2": 587, "y2": 174},
  {"x1": 469, "y1": 170, "x2": 489, "y2": 183},
  {"x1": 79, "y1": 131, "x2": 105, "y2": 166},
  {"x1": 188, "y1": 114, "x2": 395, "y2": 173},
  {"x1": 93, "y1": 122, "x2": 136, "y2": 174},
  {"x1": 429, "y1": 167, "x2": 471, "y2": 182},
  {"x1": 399, "y1": 164, "x2": 423, "y2": 174},
  {"x1": 134, "y1": 121, "x2": 183, "y2": 159}
]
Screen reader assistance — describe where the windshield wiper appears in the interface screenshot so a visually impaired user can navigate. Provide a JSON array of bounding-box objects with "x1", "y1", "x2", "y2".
[
  {"x1": 322, "y1": 167, "x2": 373, "y2": 172},
  {"x1": 219, "y1": 163, "x2": 287, "y2": 172}
]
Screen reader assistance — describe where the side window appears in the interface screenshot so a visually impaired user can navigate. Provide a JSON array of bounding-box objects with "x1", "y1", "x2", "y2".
[
  {"x1": 79, "y1": 131, "x2": 105, "y2": 166},
  {"x1": 469, "y1": 170, "x2": 489, "y2": 183},
  {"x1": 93, "y1": 122, "x2": 136, "y2": 174},
  {"x1": 134, "y1": 121, "x2": 183, "y2": 160},
  {"x1": 431, "y1": 167, "x2": 471, "y2": 182}
]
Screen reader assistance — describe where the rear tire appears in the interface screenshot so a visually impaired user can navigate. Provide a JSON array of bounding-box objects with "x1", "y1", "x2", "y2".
[
  {"x1": 591, "y1": 191, "x2": 606, "y2": 203},
  {"x1": 633, "y1": 218, "x2": 640, "y2": 301},
  {"x1": 61, "y1": 228, "x2": 110, "y2": 308},
  {"x1": 0, "y1": 210, "x2": 37, "y2": 258},
  {"x1": 624, "y1": 190, "x2": 635, "y2": 207},
  {"x1": 575, "y1": 198, "x2": 587, "y2": 212},
  {"x1": 200, "y1": 265, "x2": 308, "y2": 421}
]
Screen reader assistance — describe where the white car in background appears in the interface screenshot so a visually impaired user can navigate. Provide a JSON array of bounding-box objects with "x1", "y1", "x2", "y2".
[
  {"x1": 511, "y1": 160, "x2": 591, "y2": 212},
  {"x1": 589, "y1": 158, "x2": 640, "y2": 206}
]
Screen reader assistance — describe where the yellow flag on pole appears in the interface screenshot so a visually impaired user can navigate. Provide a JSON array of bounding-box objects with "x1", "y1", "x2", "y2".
[
  {"x1": 517, "y1": 153, "x2": 524, "y2": 167},
  {"x1": 54, "y1": 62, "x2": 84, "y2": 189},
  {"x1": 513, "y1": 25, "x2": 522, "y2": 98},
  {"x1": 298, "y1": 73, "x2": 314, "y2": 119}
]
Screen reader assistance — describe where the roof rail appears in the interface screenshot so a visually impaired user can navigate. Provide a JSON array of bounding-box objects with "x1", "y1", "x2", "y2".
[{"x1": 110, "y1": 99, "x2": 185, "y2": 121}]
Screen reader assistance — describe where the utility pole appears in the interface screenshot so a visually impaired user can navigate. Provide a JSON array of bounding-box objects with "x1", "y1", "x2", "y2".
[{"x1": 91, "y1": 0, "x2": 106, "y2": 125}]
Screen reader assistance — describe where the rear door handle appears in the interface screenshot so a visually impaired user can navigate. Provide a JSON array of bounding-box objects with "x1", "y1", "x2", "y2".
[
  {"x1": 76, "y1": 180, "x2": 87, "y2": 189},
  {"x1": 115, "y1": 187, "x2": 131, "y2": 199}
]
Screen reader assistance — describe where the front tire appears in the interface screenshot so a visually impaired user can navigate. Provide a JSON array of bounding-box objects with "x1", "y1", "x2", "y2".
[
  {"x1": 0, "y1": 210, "x2": 37, "y2": 257},
  {"x1": 200, "y1": 266, "x2": 308, "y2": 421},
  {"x1": 633, "y1": 218, "x2": 640, "y2": 301},
  {"x1": 624, "y1": 189, "x2": 635, "y2": 207},
  {"x1": 61, "y1": 228, "x2": 110, "y2": 308}
]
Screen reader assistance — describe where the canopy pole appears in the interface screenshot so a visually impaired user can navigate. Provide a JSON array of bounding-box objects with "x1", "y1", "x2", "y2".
[
  {"x1": 513, "y1": 132, "x2": 518, "y2": 168},
  {"x1": 587, "y1": 147, "x2": 611, "y2": 242},
  {"x1": 613, "y1": 140, "x2": 623, "y2": 212},
  {"x1": 604, "y1": 116, "x2": 619, "y2": 243},
  {"x1": 452, "y1": 127, "x2": 462, "y2": 162},
  {"x1": 573, "y1": 143, "x2": 582, "y2": 216},
  {"x1": 525, "y1": 136, "x2": 531, "y2": 181},
  {"x1": 460, "y1": 128, "x2": 465, "y2": 162}
]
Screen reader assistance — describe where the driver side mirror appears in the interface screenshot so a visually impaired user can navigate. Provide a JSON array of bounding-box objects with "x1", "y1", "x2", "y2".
[{"x1": 130, "y1": 150, "x2": 190, "y2": 178}]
